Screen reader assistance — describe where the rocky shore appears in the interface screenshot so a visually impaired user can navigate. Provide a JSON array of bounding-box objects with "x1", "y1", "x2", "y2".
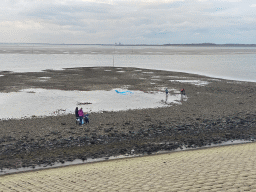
[{"x1": 0, "y1": 67, "x2": 255, "y2": 170}]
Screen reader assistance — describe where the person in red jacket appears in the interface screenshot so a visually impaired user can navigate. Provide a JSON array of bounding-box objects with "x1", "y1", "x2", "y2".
[{"x1": 181, "y1": 88, "x2": 185, "y2": 95}]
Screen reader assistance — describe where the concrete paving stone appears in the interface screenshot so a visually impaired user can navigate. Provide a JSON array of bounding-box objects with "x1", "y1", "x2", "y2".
[
  {"x1": 149, "y1": 190, "x2": 163, "y2": 192},
  {"x1": 118, "y1": 189, "x2": 131, "y2": 192},
  {"x1": 239, "y1": 186, "x2": 251, "y2": 191},
  {"x1": 225, "y1": 189, "x2": 240, "y2": 192},
  {"x1": 187, "y1": 189, "x2": 200, "y2": 192},
  {"x1": 201, "y1": 186, "x2": 214, "y2": 190},
  {"x1": 167, "y1": 188, "x2": 180, "y2": 192},
  {"x1": 2, "y1": 142, "x2": 256, "y2": 191},
  {"x1": 129, "y1": 190, "x2": 141, "y2": 192},
  {"x1": 249, "y1": 184, "x2": 256, "y2": 189}
]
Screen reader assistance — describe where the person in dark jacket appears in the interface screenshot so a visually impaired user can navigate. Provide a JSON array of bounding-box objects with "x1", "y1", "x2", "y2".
[
  {"x1": 84, "y1": 113, "x2": 89, "y2": 124},
  {"x1": 165, "y1": 88, "x2": 168, "y2": 95},
  {"x1": 165, "y1": 88, "x2": 169, "y2": 103},
  {"x1": 181, "y1": 88, "x2": 185, "y2": 95},
  {"x1": 75, "y1": 107, "x2": 79, "y2": 119}
]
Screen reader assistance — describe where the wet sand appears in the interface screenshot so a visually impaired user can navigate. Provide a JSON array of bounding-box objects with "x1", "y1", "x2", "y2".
[
  {"x1": 1, "y1": 142, "x2": 256, "y2": 191},
  {"x1": 0, "y1": 67, "x2": 256, "y2": 170}
]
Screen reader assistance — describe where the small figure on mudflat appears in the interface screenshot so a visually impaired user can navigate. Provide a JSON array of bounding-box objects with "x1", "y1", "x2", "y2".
[
  {"x1": 181, "y1": 88, "x2": 185, "y2": 95},
  {"x1": 78, "y1": 108, "x2": 84, "y2": 125}
]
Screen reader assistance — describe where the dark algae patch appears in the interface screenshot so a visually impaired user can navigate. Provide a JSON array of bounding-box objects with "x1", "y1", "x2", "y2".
[
  {"x1": 0, "y1": 67, "x2": 256, "y2": 171},
  {"x1": 1, "y1": 112, "x2": 256, "y2": 171},
  {"x1": 0, "y1": 112, "x2": 256, "y2": 171}
]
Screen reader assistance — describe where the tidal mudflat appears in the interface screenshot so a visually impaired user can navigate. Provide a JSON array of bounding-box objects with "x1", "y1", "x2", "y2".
[{"x1": 0, "y1": 67, "x2": 255, "y2": 172}]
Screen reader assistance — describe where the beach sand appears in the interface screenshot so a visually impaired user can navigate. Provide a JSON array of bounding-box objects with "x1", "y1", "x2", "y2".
[
  {"x1": 0, "y1": 67, "x2": 256, "y2": 171},
  {"x1": 1, "y1": 142, "x2": 256, "y2": 191}
]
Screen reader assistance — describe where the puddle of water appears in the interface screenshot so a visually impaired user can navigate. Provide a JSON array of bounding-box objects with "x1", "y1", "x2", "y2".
[
  {"x1": 168, "y1": 76, "x2": 191, "y2": 79},
  {"x1": 209, "y1": 78, "x2": 222, "y2": 82},
  {"x1": 142, "y1": 72, "x2": 154, "y2": 74},
  {"x1": 0, "y1": 139, "x2": 251, "y2": 176},
  {"x1": 39, "y1": 77, "x2": 51, "y2": 79},
  {"x1": 169, "y1": 80, "x2": 209, "y2": 86},
  {"x1": 0, "y1": 88, "x2": 182, "y2": 119},
  {"x1": 121, "y1": 85, "x2": 131, "y2": 89}
]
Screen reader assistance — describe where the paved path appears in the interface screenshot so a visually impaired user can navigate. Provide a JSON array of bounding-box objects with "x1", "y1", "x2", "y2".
[{"x1": 1, "y1": 142, "x2": 256, "y2": 192}]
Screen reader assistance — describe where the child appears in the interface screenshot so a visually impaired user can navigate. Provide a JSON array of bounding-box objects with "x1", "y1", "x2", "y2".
[{"x1": 84, "y1": 113, "x2": 89, "y2": 124}]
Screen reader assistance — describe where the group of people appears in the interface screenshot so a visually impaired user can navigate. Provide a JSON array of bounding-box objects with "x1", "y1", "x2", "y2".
[
  {"x1": 165, "y1": 88, "x2": 186, "y2": 95},
  {"x1": 75, "y1": 107, "x2": 89, "y2": 125},
  {"x1": 164, "y1": 88, "x2": 185, "y2": 103},
  {"x1": 75, "y1": 88, "x2": 185, "y2": 124}
]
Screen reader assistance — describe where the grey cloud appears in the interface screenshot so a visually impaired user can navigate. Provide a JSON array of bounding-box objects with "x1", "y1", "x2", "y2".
[
  {"x1": 0, "y1": 0, "x2": 256, "y2": 44},
  {"x1": 20, "y1": 2, "x2": 111, "y2": 25}
]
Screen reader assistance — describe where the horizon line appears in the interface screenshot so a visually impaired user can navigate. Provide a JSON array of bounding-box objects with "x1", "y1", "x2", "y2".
[{"x1": 1, "y1": 42, "x2": 256, "y2": 46}]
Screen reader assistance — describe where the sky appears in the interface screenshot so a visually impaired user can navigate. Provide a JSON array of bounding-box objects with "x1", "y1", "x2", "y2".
[{"x1": 0, "y1": 0, "x2": 256, "y2": 44}]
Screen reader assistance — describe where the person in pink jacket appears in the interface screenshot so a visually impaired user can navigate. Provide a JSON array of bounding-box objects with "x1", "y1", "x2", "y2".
[{"x1": 78, "y1": 108, "x2": 84, "y2": 125}]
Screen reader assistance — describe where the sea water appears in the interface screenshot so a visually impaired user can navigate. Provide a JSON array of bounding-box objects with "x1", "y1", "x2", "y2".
[
  {"x1": 0, "y1": 44, "x2": 255, "y2": 82},
  {"x1": 0, "y1": 44, "x2": 255, "y2": 119}
]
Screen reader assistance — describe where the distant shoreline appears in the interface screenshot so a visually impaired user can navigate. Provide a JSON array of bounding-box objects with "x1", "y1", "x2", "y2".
[{"x1": 1, "y1": 42, "x2": 256, "y2": 47}]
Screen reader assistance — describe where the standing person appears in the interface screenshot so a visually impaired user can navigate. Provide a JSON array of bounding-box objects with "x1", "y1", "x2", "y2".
[
  {"x1": 181, "y1": 88, "x2": 185, "y2": 95},
  {"x1": 165, "y1": 88, "x2": 168, "y2": 95},
  {"x1": 75, "y1": 107, "x2": 79, "y2": 119},
  {"x1": 78, "y1": 108, "x2": 84, "y2": 125},
  {"x1": 165, "y1": 88, "x2": 168, "y2": 103}
]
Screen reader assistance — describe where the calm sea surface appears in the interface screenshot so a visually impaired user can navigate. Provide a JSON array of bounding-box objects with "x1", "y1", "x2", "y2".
[{"x1": 0, "y1": 44, "x2": 255, "y2": 82}]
